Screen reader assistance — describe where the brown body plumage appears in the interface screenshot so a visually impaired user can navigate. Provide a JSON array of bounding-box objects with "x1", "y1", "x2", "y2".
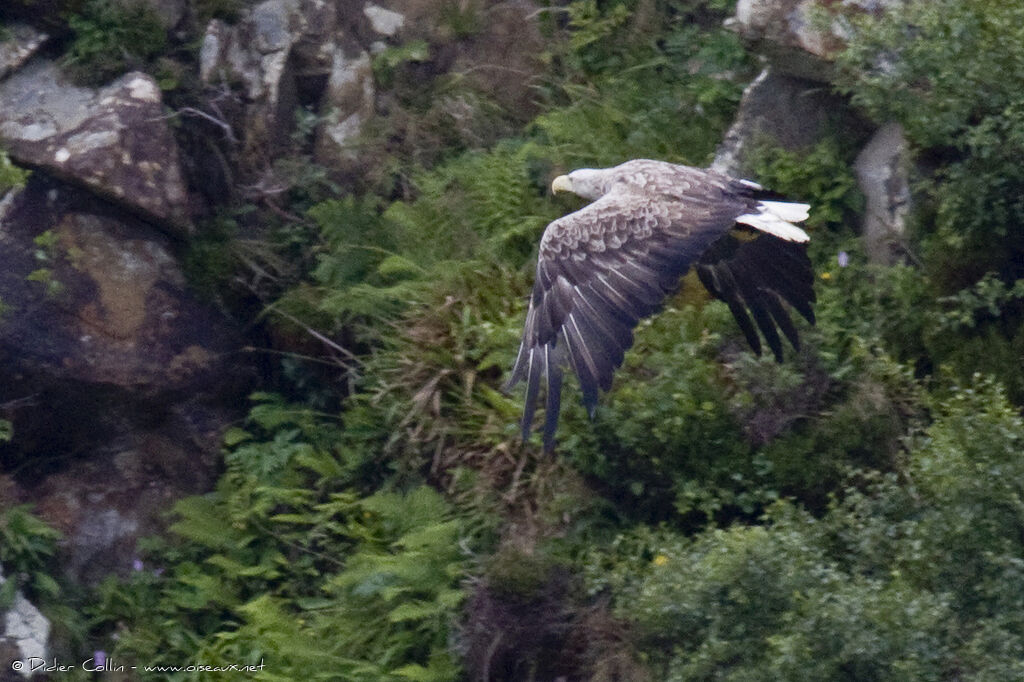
[{"x1": 507, "y1": 159, "x2": 816, "y2": 451}]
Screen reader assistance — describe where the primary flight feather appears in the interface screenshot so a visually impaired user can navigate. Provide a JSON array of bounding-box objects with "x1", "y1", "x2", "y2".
[{"x1": 506, "y1": 159, "x2": 816, "y2": 451}]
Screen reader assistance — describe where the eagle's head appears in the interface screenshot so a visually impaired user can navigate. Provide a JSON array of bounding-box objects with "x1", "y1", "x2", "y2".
[{"x1": 551, "y1": 168, "x2": 609, "y2": 201}]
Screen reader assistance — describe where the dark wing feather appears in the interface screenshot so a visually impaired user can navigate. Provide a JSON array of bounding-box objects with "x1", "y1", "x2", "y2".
[
  {"x1": 507, "y1": 187, "x2": 744, "y2": 451},
  {"x1": 696, "y1": 230, "x2": 816, "y2": 361}
]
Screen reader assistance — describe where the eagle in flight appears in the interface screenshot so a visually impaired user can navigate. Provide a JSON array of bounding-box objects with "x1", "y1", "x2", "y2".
[{"x1": 506, "y1": 159, "x2": 815, "y2": 451}]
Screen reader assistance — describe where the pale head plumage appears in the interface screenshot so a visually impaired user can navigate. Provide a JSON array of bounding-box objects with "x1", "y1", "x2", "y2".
[
  {"x1": 551, "y1": 168, "x2": 613, "y2": 200},
  {"x1": 510, "y1": 158, "x2": 816, "y2": 451}
]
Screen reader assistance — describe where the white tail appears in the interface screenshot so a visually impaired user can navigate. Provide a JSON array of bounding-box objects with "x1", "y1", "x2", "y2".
[{"x1": 735, "y1": 200, "x2": 811, "y2": 243}]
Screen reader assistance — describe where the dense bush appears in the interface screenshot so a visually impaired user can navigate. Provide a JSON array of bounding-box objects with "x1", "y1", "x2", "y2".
[
  {"x1": 88, "y1": 394, "x2": 481, "y2": 680},
  {"x1": 587, "y1": 376, "x2": 1024, "y2": 680},
  {"x1": 62, "y1": 0, "x2": 167, "y2": 85},
  {"x1": 837, "y1": 0, "x2": 1024, "y2": 283},
  {"x1": 0, "y1": 505, "x2": 61, "y2": 606}
]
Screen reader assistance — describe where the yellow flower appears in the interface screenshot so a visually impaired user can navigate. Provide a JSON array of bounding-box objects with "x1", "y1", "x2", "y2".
[
  {"x1": 652, "y1": 554, "x2": 669, "y2": 567},
  {"x1": 820, "y1": 272, "x2": 832, "y2": 281}
]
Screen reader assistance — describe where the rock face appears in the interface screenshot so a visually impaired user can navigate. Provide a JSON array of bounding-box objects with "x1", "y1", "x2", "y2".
[
  {"x1": 200, "y1": 0, "x2": 349, "y2": 162},
  {"x1": 0, "y1": 24, "x2": 49, "y2": 82},
  {"x1": 315, "y1": 47, "x2": 376, "y2": 166},
  {"x1": 0, "y1": 7, "x2": 250, "y2": 590},
  {"x1": 730, "y1": 0, "x2": 842, "y2": 81},
  {"x1": 729, "y1": 0, "x2": 902, "y2": 81},
  {"x1": 0, "y1": 178, "x2": 250, "y2": 583},
  {"x1": 0, "y1": 61, "x2": 191, "y2": 232},
  {"x1": 0, "y1": 180, "x2": 233, "y2": 392},
  {"x1": 720, "y1": 0, "x2": 912, "y2": 263},
  {"x1": 363, "y1": 3, "x2": 405, "y2": 37},
  {"x1": 854, "y1": 122, "x2": 911, "y2": 264},
  {"x1": 712, "y1": 67, "x2": 866, "y2": 177},
  {"x1": 0, "y1": 564, "x2": 50, "y2": 679},
  {"x1": 198, "y1": 0, "x2": 545, "y2": 176}
]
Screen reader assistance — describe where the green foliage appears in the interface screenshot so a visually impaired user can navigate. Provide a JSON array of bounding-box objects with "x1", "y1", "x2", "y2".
[
  {"x1": 89, "y1": 396, "x2": 476, "y2": 680},
  {"x1": 335, "y1": 260, "x2": 529, "y2": 476},
  {"x1": 564, "y1": 0, "x2": 633, "y2": 66},
  {"x1": 181, "y1": 212, "x2": 242, "y2": 300},
  {"x1": 372, "y1": 41, "x2": 430, "y2": 88},
  {"x1": 0, "y1": 506, "x2": 62, "y2": 605},
  {"x1": 193, "y1": 0, "x2": 246, "y2": 24},
  {"x1": 281, "y1": 141, "x2": 555, "y2": 340},
  {"x1": 564, "y1": 288, "x2": 920, "y2": 524},
  {"x1": 586, "y1": 377, "x2": 1024, "y2": 680},
  {"x1": 811, "y1": 248, "x2": 1024, "y2": 403},
  {"x1": 437, "y1": 0, "x2": 481, "y2": 39},
  {"x1": 837, "y1": 0, "x2": 1024, "y2": 281},
  {"x1": 0, "y1": 148, "x2": 29, "y2": 194},
  {"x1": 565, "y1": 304, "x2": 755, "y2": 521},
  {"x1": 64, "y1": 0, "x2": 167, "y2": 85},
  {"x1": 535, "y1": 0, "x2": 749, "y2": 167},
  {"x1": 383, "y1": 142, "x2": 553, "y2": 266},
  {"x1": 925, "y1": 104, "x2": 1024, "y2": 281},
  {"x1": 836, "y1": 1, "x2": 1024, "y2": 149},
  {"x1": 25, "y1": 229, "x2": 66, "y2": 297},
  {"x1": 748, "y1": 137, "x2": 864, "y2": 234},
  {"x1": 926, "y1": 273, "x2": 1024, "y2": 334}
]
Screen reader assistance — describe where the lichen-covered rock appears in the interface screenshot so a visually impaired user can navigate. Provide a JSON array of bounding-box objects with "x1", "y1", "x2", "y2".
[
  {"x1": 25, "y1": 425, "x2": 224, "y2": 583},
  {"x1": 0, "y1": 179, "x2": 241, "y2": 394},
  {"x1": 0, "y1": 61, "x2": 190, "y2": 232},
  {"x1": 314, "y1": 47, "x2": 375, "y2": 168},
  {"x1": 0, "y1": 564, "x2": 50, "y2": 679},
  {"x1": 363, "y1": 2, "x2": 406, "y2": 37},
  {"x1": 0, "y1": 178, "x2": 250, "y2": 583},
  {"x1": 0, "y1": 24, "x2": 49, "y2": 82},
  {"x1": 721, "y1": 2, "x2": 909, "y2": 262},
  {"x1": 728, "y1": 0, "x2": 900, "y2": 81},
  {"x1": 854, "y1": 122, "x2": 911, "y2": 264},
  {"x1": 200, "y1": 0, "x2": 342, "y2": 161}
]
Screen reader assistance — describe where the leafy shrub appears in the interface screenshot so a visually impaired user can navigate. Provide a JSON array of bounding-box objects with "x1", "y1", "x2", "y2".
[
  {"x1": 590, "y1": 374, "x2": 1024, "y2": 680},
  {"x1": 564, "y1": 284, "x2": 922, "y2": 523},
  {"x1": 0, "y1": 148, "x2": 29, "y2": 195},
  {"x1": 63, "y1": 0, "x2": 166, "y2": 85},
  {"x1": 0, "y1": 505, "x2": 62, "y2": 606},
  {"x1": 747, "y1": 137, "x2": 864, "y2": 235},
  {"x1": 837, "y1": 0, "x2": 1024, "y2": 283},
  {"x1": 536, "y1": 0, "x2": 749, "y2": 168},
  {"x1": 810, "y1": 246, "x2": 1024, "y2": 404},
  {"x1": 564, "y1": 304, "x2": 756, "y2": 522},
  {"x1": 836, "y1": 1, "x2": 1024, "y2": 149},
  {"x1": 89, "y1": 395, "x2": 477, "y2": 680}
]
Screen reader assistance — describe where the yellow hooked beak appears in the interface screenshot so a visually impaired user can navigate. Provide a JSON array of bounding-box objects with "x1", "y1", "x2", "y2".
[{"x1": 551, "y1": 175, "x2": 573, "y2": 195}]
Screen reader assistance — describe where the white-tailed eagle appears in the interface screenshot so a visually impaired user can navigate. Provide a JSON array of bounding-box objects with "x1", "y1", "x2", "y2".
[{"x1": 506, "y1": 159, "x2": 815, "y2": 451}]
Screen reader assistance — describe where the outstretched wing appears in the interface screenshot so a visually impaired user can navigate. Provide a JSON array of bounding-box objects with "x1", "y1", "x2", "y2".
[
  {"x1": 695, "y1": 231, "x2": 816, "y2": 362},
  {"x1": 506, "y1": 186, "x2": 744, "y2": 450}
]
